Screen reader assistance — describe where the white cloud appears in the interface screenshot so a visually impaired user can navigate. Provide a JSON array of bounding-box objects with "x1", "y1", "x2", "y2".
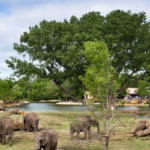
[{"x1": 0, "y1": 0, "x2": 150, "y2": 79}]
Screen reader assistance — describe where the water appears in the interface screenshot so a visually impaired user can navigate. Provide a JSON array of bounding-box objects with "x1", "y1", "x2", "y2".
[
  {"x1": 5, "y1": 102, "x2": 87, "y2": 112},
  {"x1": 5, "y1": 103, "x2": 150, "y2": 114},
  {"x1": 117, "y1": 106, "x2": 150, "y2": 119},
  {"x1": 116, "y1": 106, "x2": 150, "y2": 111}
]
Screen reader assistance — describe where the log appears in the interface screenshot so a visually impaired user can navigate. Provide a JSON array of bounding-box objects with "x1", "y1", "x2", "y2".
[
  {"x1": 135, "y1": 128, "x2": 150, "y2": 137},
  {"x1": 10, "y1": 109, "x2": 21, "y2": 114},
  {"x1": 145, "y1": 124, "x2": 150, "y2": 129},
  {"x1": 126, "y1": 133, "x2": 135, "y2": 137},
  {"x1": 14, "y1": 122, "x2": 24, "y2": 130},
  {"x1": 130, "y1": 121, "x2": 146, "y2": 134}
]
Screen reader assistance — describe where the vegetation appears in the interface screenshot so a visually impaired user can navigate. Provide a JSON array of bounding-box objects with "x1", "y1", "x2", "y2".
[
  {"x1": 5, "y1": 10, "x2": 150, "y2": 105},
  {"x1": 0, "y1": 77, "x2": 76, "y2": 102},
  {"x1": 137, "y1": 77, "x2": 150, "y2": 98},
  {"x1": 0, "y1": 78, "x2": 14, "y2": 103}
]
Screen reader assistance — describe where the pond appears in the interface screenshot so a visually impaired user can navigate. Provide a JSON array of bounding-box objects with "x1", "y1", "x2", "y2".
[
  {"x1": 5, "y1": 103, "x2": 150, "y2": 114},
  {"x1": 5, "y1": 102, "x2": 87, "y2": 112},
  {"x1": 116, "y1": 106, "x2": 150, "y2": 111}
]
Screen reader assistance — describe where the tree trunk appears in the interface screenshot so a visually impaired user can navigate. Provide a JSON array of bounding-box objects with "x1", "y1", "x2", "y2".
[
  {"x1": 108, "y1": 92, "x2": 116, "y2": 108},
  {"x1": 130, "y1": 121, "x2": 146, "y2": 134},
  {"x1": 106, "y1": 92, "x2": 116, "y2": 118},
  {"x1": 135, "y1": 129, "x2": 150, "y2": 137},
  {"x1": 104, "y1": 137, "x2": 109, "y2": 150}
]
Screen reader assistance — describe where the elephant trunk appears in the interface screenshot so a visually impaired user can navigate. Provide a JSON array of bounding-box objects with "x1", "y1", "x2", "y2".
[{"x1": 34, "y1": 143, "x2": 41, "y2": 150}]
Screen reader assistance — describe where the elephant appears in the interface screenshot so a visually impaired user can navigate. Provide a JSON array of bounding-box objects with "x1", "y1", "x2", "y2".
[
  {"x1": 23, "y1": 112, "x2": 39, "y2": 132},
  {"x1": 70, "y1": 117, "x2": 99, "y2": 140},
  {"x1": 34, "y1": 129, "x2": 57, "y2": 150},
  {"x1": 0, "y1": 117, "x2": 14, "y2": 146}
]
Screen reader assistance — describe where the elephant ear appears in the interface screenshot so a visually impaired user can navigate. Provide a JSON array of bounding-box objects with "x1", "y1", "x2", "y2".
[
  {"x1": 41, "y1": 132, "x2": 48, "y2": 146},
  {"x1": 23, "y1": 114, "x2": 27, "y2": 122},
  {"x1": 23, "y1": 113, "x2": 27, "y2": 119},
  {"x1": 90, "y1": 118, "x2": 96, "y2": 126}
]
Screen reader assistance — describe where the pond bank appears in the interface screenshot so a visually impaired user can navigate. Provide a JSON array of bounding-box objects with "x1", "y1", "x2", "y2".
[
  {"x1": 38, "y1": 100, "x2": 59, "y2": 103},
  {"x1": 56, "y1": 101, "x2": 83, "y2": 105},
  {"x1": 118, "y1": 103, "x2": 149, "y2": 106}
]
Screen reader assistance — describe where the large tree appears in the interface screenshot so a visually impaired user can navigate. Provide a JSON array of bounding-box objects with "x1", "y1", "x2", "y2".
[
  {"x1": 101, "y1": 10, "x2": 150, "y2": 105},
  {"x1": 6, "y1": 10, "x2": 150, "y2": 106}
]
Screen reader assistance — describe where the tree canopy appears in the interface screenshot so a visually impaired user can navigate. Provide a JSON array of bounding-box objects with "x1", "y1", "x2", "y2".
[
  {"x1": 6, "y1": 10, "x2": 150, "y2": 102},
  {"x1": 80, "y1": 41, "x2": 119, "y2": 102}
]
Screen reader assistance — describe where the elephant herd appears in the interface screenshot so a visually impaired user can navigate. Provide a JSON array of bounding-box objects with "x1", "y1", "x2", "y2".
[{"x1": 0, "y1": 112, "x2": 100, "y2": 150}]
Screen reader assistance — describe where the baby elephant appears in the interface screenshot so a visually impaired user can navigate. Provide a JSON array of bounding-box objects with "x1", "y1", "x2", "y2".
[
  {"x1": 0, "y1": 117, "x2": 14, "y2": 146},
  {"x1": 23, "y1": 112, "x2": 39, "y2": 132},
  {"x1": 34, "y1": 129, "x2": 57, "y2": 150},
  {"x1": 70, "y1": 117, "x2": 99, "y2": 140}
]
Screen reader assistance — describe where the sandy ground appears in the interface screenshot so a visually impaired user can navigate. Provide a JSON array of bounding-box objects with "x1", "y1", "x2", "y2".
[{"x1": 56, "y1": 102, "x2": 83, "y2": 105}]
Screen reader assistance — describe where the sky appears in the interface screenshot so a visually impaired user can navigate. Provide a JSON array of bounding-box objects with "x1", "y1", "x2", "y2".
[{"x1": 0, "y1": 0, "x2": 150, "y2": 79}]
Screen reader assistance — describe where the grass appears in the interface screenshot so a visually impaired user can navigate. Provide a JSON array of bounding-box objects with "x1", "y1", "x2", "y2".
[{"x1": 0, "y1": 110, "x2": 150, "y2": 150}]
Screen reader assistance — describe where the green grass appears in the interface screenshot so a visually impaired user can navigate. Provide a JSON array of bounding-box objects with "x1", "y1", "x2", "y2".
[{"x1": 0, "y1": 111, "x2": 150, "y2": 150}]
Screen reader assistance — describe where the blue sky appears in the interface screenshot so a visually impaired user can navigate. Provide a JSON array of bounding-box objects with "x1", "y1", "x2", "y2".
[{"x1": 0, "y1": 0, "x2": 150, "y2": 79}]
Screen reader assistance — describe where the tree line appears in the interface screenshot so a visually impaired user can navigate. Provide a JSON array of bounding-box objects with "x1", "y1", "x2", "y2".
[
  {"x1": 0, "y1": 76, "x2": 83, "y2": 103},
  {"x1": 0, "y1": 74, "x2": 149, "y2": 103}
]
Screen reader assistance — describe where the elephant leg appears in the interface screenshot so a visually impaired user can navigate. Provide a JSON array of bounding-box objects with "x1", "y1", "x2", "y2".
[
  {"x1": 36, "y1": 121, "x2": 38, "y2": 132},
  {"x1": 88, "y1": 128, "x2": 91, "y2": 140},
  {"x1": 76, "y1": 131, "x2": 80, "y2": 140},
  {"x1": 70, "y1": 130, "x2": 75, "y2": 140},
  {"x1": 35, "y1": 122, "x2": 38, "y2": 132},
  {"x1": 84, "y1": 130, "x2": 87, "y2": 140},
  {"x1": 2, "y1": 134, "x2": 6, "y2": 145},
  {"x1": 70, "y1": 126, "x2": 75, "y2": 140},
  {"x1": 54, "y1": 144, "x2": 57, "y2": 150},
  {"x1": 26, "y1": 123, "x2": 30, "y2": 132},
  {"x1": 32, "y1": 123, "x2": 36, "y2": 132},
  {"x1": 45, "y1": 143, "x2": 50, "y2": 150},
  {"x1": 8, "y1": 135, "x2": 12, "y2": 147}
]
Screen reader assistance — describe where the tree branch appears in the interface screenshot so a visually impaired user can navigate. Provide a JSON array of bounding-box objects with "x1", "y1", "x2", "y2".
[
  {"x1": 52, "y1": 80, "x2": 103, "y2": 119},
  {"x1": 117, "y1": 72, "x2": 146, "y2": 95}
]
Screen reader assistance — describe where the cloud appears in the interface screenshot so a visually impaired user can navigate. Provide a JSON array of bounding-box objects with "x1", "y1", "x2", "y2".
[{"x1": 0, "y1": 0, "x2": 150, "y2": 79}]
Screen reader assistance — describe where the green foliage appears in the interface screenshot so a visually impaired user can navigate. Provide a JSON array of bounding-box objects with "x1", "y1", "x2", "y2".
[
  {"x1": 120, "y1": 100, "x2": 125, "y2": 105},
  {"x1": 137, "y1": 77, "x2": 150, "y2": 97},
  {"x1": 6, "y1": 12, "x2": 104, "y2": 99},
  {"x1": 102, "y1": 10, "x2": 150, "y2": 96},
  {"x1": 80, "y1": 41, "x2": 120, "y2": 102},
  {"x1": 10, "y1": 84, "x2": 23, "y2": 101},
  {"x1": 0, "y1": 79, "x2": 13, "y2": 102}
]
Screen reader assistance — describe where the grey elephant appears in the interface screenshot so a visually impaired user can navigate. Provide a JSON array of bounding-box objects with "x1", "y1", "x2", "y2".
[
  {"x1": 70, "y1": 117, "x2": 99, "y2": 140},
  {"x1": 34, "y1": 129, "x2": 57, "y2": 150},
  {"x1": 23, "y1": 112, "x2": 39, "y2": 132},
  {"x1": 0, "y1": 117, "x2": 14, "y2": 146}
]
